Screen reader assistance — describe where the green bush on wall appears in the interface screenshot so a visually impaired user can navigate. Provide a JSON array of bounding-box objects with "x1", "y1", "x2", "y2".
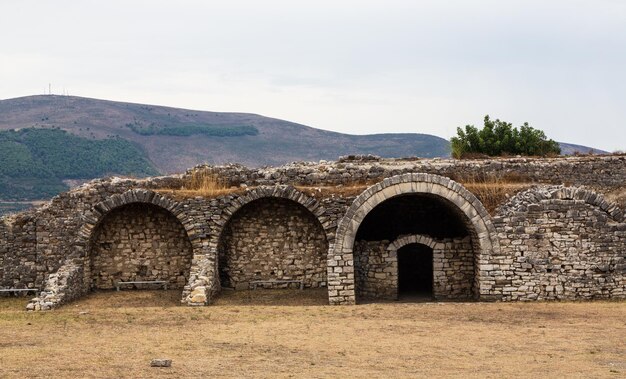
[{"x1": 450, "y1": 115, "x2": 561, "y2": 159}]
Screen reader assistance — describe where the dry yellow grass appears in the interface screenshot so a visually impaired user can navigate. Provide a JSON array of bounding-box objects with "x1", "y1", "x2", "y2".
[
  {"x1": 294, "y1": 184, "x2": 371, "y2": 199},
  {"x1": 455, "y1": 174, "x2": 533, "y2": 214},
  {"x1": 157, "y1": 169, "x2": 242, "y2": 199},
  {"x1": 1, "y1": 291, "x2": 624, "y2": 378},
  {"x1": 155, "y1": 169, "x2": 537, "y2": 214},
  {"x1": 605, "y1": 188, "x2": 626, "y2": 210}
]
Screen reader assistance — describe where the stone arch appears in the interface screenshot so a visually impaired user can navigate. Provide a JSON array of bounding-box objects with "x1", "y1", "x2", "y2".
[
  {"x1": 330, "y1": 173, "x2": 499, "y2": 305},
  {"x1": 550, "y1": 187, "x2": 624, "y2": 222},
  {"x1": 493, "y1": 185, "x2": 626, "y2": 301},
  {"x1": 78, "y1": 189, "x2": 199, "y2": 247},
  {"x1": 498, "y1": 186, "x2": 624, "y2": 223},
  {"x1": 196, "y1": 185, "x2": 333, "y2": 301},
  {"x1": 388, "y1": 234, "x2": 438, "y2": 252},
  {"x1": 214, "y1": 186, "x2": 334, "y2": 242},
  {"x1": 78, "y1": 189, "x2": 204, "y2": 298}
]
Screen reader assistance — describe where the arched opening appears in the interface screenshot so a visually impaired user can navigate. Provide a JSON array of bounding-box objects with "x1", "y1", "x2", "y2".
[
  {"x1": 218, "y1": 197, "x2": 329, "y2": 293},
  {"x1": 353, "y1": 193, "x2": 478, "y2": 302},
  {"x1": 397, "y1": 243, "x2": 433, "y2": 298},
  {"x1": 89, "y1": 203, "x2": 194, "y2": 291}
]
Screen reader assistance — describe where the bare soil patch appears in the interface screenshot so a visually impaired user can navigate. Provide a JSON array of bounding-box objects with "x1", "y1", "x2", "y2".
[{"x1": 0, "y1": 291, "x2": 624, "y2": 378}]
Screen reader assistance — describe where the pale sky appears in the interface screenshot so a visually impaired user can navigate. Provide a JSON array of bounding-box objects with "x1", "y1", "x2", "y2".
[{"x1": 1, "y1": 0, "x2": 625, "y2": 151}]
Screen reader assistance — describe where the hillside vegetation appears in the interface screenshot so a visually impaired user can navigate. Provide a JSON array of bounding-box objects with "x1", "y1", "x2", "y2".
[
  {"x1": 125, "y1": 121, "x2": 259, "y2": 137},
  {"x1": 0, "y1": 128, "x2": 157, "y2": 200},
  {"x1": 0, "y1": 95, "x2": 451, "y2": 173},
  {"x1": 0, "y1": 95, "x2": 607, "y2": 206}
]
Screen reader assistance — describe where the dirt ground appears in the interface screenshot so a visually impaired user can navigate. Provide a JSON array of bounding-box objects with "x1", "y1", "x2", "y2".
[{"x1": 0, "y1": 290, "x2": 624, "y2": 378}]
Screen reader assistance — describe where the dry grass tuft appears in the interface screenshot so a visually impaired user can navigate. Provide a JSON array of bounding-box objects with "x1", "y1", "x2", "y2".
[
  {"x1": 454, "y1": 174, "x2": 534, "y2": 214},
  {"x1": 295, "y1": 183, "x2": 372, "y2": 199},
  {"x1": 157, "y1": 169, "x2": 244, "y2": 199},
  {"x1": 605, "y1": 187, "x2": 626, "y2": 210}
]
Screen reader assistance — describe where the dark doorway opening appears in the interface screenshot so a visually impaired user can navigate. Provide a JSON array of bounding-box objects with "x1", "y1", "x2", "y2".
[{"x1": 398, "y1": 244, "x2": 433, "y2": 299}]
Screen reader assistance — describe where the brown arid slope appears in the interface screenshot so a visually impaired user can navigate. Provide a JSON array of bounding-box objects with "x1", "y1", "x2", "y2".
[
  {"x1": 0, "y1": 95, "x2": 451, "y2": 173},
  {"x1": 0, "y1": 291, "x2": 625, "y2": 378}
]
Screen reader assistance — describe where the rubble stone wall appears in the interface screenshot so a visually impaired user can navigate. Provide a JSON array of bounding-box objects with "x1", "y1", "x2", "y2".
[
  {"x1": 491, "y1": 187, "x2": 626, "y2": 300},
  {"x1": 0, "y1": 214, "x2": 39, "y2": 289},
  {"x1": 354, "y1": 235, "x2": 475, "y2": 300},
  {"x1": 218, "y1": 198, "x2": 328, "y2": 289},
  {"x1": 90, "y1": 203, "x2": 194, "y2": 290}
]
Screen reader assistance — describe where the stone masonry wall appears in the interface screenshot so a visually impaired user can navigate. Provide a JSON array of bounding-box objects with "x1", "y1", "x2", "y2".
[
  {"x1": 0, "y1": 213, "x2": 40, "y2": 289},
  {"x1": 90, "y1": 203, "x2": 194, "y2": 289},
  {"x1": 218, "y1": 198, "x2": 328, "y2": 289},
  {"x1": 492, "y1": 187, "x2": 626, "y2": 300},
  {"x1": 432, "y1": 237, "x2": 474, "y2": 299},
  {"x1": 0, "y1": 155, "x2": 624, "y2": 308},
  {"x1": 354, "y1": 236, "x2": 475, "y2": 300},
  {"x1": 354, "y1": 240, "x2": 395, "y2": 299},
  {"x1": 188, "y1": 155, "x2": 626, "y2": 190}
]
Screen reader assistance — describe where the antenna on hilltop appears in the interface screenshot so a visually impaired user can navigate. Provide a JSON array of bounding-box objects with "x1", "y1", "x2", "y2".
[{"x1": 48, "y1": 83, "x2": 51, "y2": 95}]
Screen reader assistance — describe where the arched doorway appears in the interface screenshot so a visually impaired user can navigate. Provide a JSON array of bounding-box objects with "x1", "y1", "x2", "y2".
[
  {"x1": 331, "y1": 173, "x2": 498, "y2": 305},
  {"x1": 353, "y1": 193, "x2": 477, "y2": 302},
  {"x1": 397, "y1": 243, "x2": 434, "y2": 299}
]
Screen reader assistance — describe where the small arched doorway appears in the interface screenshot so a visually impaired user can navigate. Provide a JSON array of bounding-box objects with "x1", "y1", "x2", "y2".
[{"x1": 397, "y1": 243, "x2": 434, "y2": 299}]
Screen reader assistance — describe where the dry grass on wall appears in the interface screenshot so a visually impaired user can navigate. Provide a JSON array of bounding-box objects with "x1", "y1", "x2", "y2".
[
  {"x1": 294, "y1": 183, "x2": 373, "y2": 199},
  {"x1": 157, "y1": 169, "x2": 244, "y2": 199},
  {"x1": 454, "y1": 174, "x2": 534, "y2": 214},
  {"x1": 155, "y1": 169, "x2": 533, "y2": 211},
  {"x1": 605, "y1": 188, "x2": 626, "y2": 210}
]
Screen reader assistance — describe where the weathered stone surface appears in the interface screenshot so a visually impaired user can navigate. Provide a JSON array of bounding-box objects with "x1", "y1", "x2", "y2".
[
  {"x1": 150, "y1": 359, "x2": 172, "y2": 367},
  {"x1": 218, "y1": 198, "x2": 328, "y2": 289},
  {"x1": 91, "y1": 203, "x2": 193, "y2": 290},
  {"x1": 0, "y1": 155, "x2": 624, "y2": 310}
]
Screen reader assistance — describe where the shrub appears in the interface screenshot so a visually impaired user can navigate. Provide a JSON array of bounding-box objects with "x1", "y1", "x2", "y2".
[{"x1": 450, "y1": 115, "x2": 561, "y2": 158}]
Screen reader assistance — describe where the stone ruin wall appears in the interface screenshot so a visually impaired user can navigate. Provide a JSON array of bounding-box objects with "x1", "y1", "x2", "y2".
[
  {"x1": 354, "y1": 237, "x2": 474, "y2": 301},
  {"x1": 0, "y1": 155, "x2": 623, "y2": 309},
  {"x1": 491, "y1": 187, "x2": 626, "y2": 300},
  {"x1": 201, "y1": 155, "x2": 626, "y2": 190},
  {"x1": 90, "y1": 203, "x2": 194, "y2": 290},
  {"x1": 218, "y1": 198, "x2": 328, "y2": 289}
]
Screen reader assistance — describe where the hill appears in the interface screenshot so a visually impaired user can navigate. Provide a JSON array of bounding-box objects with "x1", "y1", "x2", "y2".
[
  {"x1": 0, "y1": 95, "x2": 450, "y2": 174},
  {"x1": 558, "y1": 142, "x2": 607, "y2": 155},
  {"x1": 0, "y1": 128, "x2": 157, "y2": 200},
  {"x1": 0, "y1": 95, "x2": 606, "y2": 205}
]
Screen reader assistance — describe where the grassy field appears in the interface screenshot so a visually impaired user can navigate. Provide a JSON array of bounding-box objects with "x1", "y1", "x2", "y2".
[{"x1": 0, "y1": 290, "x2": 624, "y2": 378}]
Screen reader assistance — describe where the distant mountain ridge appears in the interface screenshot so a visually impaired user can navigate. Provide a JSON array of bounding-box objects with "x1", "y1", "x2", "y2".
[
  {"x1": 0, "y1": 95, "x2": 606, "y2": 203},
  {"x1": 0, "y1": 95, "x2": 451, "y2": 174}
]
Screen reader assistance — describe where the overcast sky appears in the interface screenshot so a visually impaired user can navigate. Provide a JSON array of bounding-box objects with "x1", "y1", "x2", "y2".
[{"x1": 1, "y1": 0, "x2": 625, "y2": 151}]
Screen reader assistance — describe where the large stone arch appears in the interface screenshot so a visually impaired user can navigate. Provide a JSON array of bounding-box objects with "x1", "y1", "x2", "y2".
[
  {"x1": 330, "y1": 173, "x2": 499, "y2": 305},
  {"x1": 77, "y1": 189, "x2": 200, "y2": 248},
  {"x1": 493, "y1": 186, "x2": 626, "y2": 301},
  {"x1": 30, "y1": 189, "x2": 208, "y2": 310},
  {"x1": 184, "y1": 185, "x2": 334, "y2": 305},
  {"x1": 496, "y1": 185, "x2": 624, "y2": 223},
  {"x1": 82, "y1": 190, "x2": 205, "y2": 296}
]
